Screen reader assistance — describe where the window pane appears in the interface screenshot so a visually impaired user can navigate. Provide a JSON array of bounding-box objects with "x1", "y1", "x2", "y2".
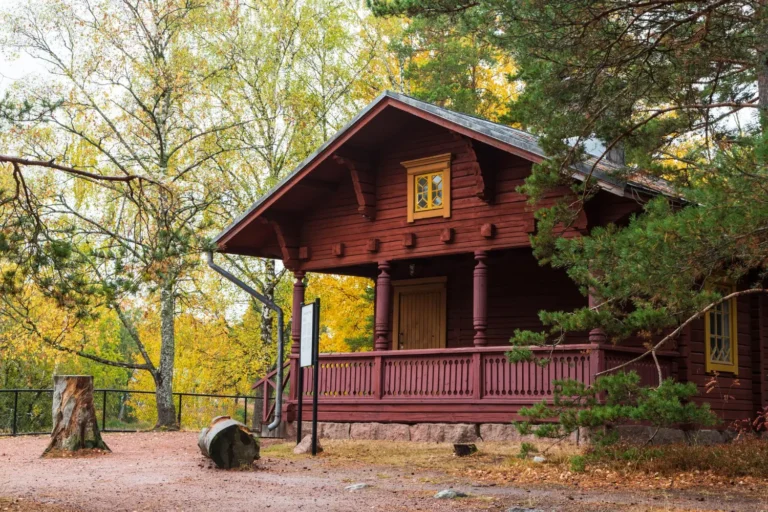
[
  {"x1": 416, "y1": 176, "x2": 429, "y2": 210},
  {"x1": 721, "y1": 338, "x2": 731, "y2": 363},
  {"x1": 708, "y1": 297, "x2": 736, "y2": 366},
  {"x1": 431, "y1": 174, "x2": 443, "y2": 206}
]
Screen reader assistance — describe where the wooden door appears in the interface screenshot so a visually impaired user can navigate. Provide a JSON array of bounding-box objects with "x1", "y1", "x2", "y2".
[{"x1": 392, "y1": 277, "x2": 447, "y2": 350}]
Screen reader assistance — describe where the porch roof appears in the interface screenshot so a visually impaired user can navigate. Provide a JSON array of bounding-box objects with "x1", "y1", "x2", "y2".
[{"x1": 214, "y1": 91, "x2": 669, "y2": 253}]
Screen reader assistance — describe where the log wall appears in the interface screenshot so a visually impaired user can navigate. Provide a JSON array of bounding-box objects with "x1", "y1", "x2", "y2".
[{"x1": 295, "y1": 123, "x2": 582, "y2": 272}]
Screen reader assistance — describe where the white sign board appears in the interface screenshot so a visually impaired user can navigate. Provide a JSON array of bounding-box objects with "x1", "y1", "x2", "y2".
[{"x1": 300, "y1": 303, "x2": 315, "y2": 368}]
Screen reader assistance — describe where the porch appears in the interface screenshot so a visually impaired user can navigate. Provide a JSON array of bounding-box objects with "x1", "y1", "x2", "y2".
[
  {"x1": 246, "y1": 247, "x2": 681, "y2": 428},
  {"x1": 254, "y1": 343, "x2": 678, "y2": 426}
]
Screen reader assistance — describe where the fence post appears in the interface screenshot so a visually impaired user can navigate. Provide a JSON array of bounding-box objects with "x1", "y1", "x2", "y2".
[
  {"x1": 177, "y1": 394, "x2": 183, "y2": 427},
  {"x1": 12, "y1": 391, "x2": 18, "y2": 436},
  {"x1": 102, "y1": 390, "x2": 107, "y2": 431},
  {"x1": 243, "y1": 397, "x2": 248, "y2": 428}
]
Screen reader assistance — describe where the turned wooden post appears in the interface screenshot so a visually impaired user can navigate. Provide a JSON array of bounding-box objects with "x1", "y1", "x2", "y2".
[
  {"x1": 374, "y1": 261, "x2": 392, "y2": 351},
  {"x1": 289, "y1": 271, "x2": 305, "y2": 402},
  {"x1": 588, "y1": 290, "x2": 607, "y2": 343},
  {"x1": 473, "y1": 250, "x2": 488, "y2": 347},
  {"x1": 44, "y1": 375, "x2": 110, "y2": 456}
]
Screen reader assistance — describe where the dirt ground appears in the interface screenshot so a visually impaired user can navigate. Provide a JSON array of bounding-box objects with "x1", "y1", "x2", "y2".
[{"x1": 0, "y1": 432, "x2": 766, "y2": 512}]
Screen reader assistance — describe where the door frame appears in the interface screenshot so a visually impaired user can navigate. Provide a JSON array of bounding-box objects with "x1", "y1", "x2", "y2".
[{"x1": 391, "y1": 276, "x2": 447, "y2": 350}]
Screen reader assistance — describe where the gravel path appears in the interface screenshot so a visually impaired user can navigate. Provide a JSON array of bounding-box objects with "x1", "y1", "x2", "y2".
[{"x1": 0, "y1": 432, "x2": 765, "y2": 511}]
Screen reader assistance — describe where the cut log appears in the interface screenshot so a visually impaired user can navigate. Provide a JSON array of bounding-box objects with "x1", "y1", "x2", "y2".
[
  {"x1": 44, "y1": 375, "x2": 110, "y2": 456},
  {"x1": 198, "y1": 416, "x2": 260, "y2": 469}
]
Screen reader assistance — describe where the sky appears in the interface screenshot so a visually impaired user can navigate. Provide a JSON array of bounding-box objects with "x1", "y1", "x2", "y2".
[{"x1": 0, "y1": 0, "x2": 46, "y2": 94}]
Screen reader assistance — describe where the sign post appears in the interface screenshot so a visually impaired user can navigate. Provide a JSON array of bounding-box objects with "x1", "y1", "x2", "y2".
[{"x1": 296, "y1": 299, "x2": 320, "y2": 455}]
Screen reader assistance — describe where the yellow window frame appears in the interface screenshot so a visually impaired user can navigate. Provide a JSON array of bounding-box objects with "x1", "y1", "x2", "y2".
[
  {"x1": 704, "y1": 284, "x2": 739, "y2": 374},
  {"x1": 402, "y1": 153, "x2": 451, "y2": 223}
]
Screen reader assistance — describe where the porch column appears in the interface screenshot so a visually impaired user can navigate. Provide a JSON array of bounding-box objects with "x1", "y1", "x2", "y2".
[
  {"x1": 290, "y1": 271, "x2": 306, "y2": 355},
  {"x1": 289, "y1": 271, "x2": 305, "y2": 404},
  {"x1": 473, "y1": 250, "x2": 488, "y2": 347},
  {"x1": 374, "y1": 261, "x2": 391, "y2": 351},
  {"x1": 588, "y1": 291, "x2": 607, "y2": 342}
]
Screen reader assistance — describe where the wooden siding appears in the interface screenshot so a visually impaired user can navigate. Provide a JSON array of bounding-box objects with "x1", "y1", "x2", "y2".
[
  {"x1": 293, "y1": 123, "x2": 581, "y2": 272},
  {"x1": 685, "y1": 294, "x2": 763, "y2": 422},
  {"x1": 373, "y1": 249, "x2": 585, "y2": 350}
]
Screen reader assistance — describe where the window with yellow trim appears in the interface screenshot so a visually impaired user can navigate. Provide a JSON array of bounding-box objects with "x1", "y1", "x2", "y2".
[
  {"x1": 402, "y1": 153, "x2": 451, "y2": 222},
  {"x1": 704, "y1": 285, "x2": 738, "y2": 374}
]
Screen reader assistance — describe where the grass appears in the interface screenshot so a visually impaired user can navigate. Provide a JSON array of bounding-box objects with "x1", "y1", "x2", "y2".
[
  {"x1": 262, "y1": 437, "x2": 768, "y2": 493},
  {"x1": 590, "y1": 438, "x2": 768, "y2": 478}
]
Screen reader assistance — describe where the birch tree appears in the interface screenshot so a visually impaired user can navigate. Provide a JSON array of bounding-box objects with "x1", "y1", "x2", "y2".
[
  {"x1": 3, "y1": 0, "x2": 238, "y2": 427},
  {"x1": 208, "y1": 0, "x2": 387, "y2": 347}
]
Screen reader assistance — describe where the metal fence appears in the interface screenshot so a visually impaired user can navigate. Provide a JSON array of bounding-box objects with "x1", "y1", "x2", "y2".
[{"x1": 0, "y1": 389, "x2": 263, "y2": 436}]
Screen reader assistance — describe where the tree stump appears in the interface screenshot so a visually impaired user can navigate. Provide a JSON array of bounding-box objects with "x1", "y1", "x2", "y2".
[
  {"x1": 198, "y1": 416, "x2": 260, "y2": 469},
  {"x1": 43, "y1": 375, "x2": 110, "y2": 456}
]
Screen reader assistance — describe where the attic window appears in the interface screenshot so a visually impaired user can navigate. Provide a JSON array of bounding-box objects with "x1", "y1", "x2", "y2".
[
  {"x1": 402, "y1": 153, "x2": 451, "y2": 223},
  {"x1": 705, "y1": 284, "x2": 739, "y2": 374}
]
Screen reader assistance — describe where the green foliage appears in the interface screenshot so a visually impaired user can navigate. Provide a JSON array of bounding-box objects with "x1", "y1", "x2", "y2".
[
  {"x1": 373, "y1": 0, "x2": 768, "y2": 371},
  {"x1": 516, "y1": 372, "x2": 716, "y2": 447},
  {"x1": 343, "y1": 285, "x2": 376, "y2": 352},
  {"x1": 517, "y1": 441, "x2": 538, "y2": 459},
  {"x1": 385, "y1": 10, "x2": 513, "y2": 119},
  {"x1": 569, "y1": 455, "x2": 586, "y2": 473}
]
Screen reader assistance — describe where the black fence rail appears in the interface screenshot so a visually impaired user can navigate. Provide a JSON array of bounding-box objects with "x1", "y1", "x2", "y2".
[{"x1": 0, "y1": 389, "x2": 264, "y2": 436}]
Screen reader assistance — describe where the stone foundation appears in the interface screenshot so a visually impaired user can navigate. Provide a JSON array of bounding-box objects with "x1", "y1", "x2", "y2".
[{"x1": 283, "y1": 421, "x2": 738, "y2": 445}]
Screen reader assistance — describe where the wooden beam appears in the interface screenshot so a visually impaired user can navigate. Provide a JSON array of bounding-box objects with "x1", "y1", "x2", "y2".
[
  {"x1": 268, "y1": 217, "x2": 301, "y2": 268},
  {"x1": 333, "y1": 153, "x2": 376, "y2": 220},
  {"x1": 480, "y1": 223, "x2": 496, "y2": 239}
]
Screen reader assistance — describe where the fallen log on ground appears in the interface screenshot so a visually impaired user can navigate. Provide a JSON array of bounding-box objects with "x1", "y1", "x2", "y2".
[
  {"x1": 198, "y1": 416, "x2": 260, "y2": 469},
  {"x1": 44, "y1": 375, "x2": 110, "y2": 456}
]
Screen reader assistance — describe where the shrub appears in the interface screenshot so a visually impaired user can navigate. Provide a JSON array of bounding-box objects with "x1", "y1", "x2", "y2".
[
  {"x1": 569, "y1": 455, "x2": 586, "y2": 473},
  {"x1": 515, "y1": 371, "x2": 717, "y2": 448},
  {"x1": 517, "y1": 442, "x2": 538, "y2": 459}
]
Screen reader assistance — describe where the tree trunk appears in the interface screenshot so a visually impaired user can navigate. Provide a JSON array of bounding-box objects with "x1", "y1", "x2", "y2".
[
  {"x1": 44, "y1": 375, "x2": 110, "y2": 456},
  {"x1": 260, "y1": 258, "x2": 276, "y2": 346},
  {"x1": 759, "y1": 4, "x2": 768, "y2": 132},
  {"x1": 155, "y1": 281, "x2": 177, "y2": 429},
  {"x1": 198, "y1": 416, "x2": 260, "y2": 469}
]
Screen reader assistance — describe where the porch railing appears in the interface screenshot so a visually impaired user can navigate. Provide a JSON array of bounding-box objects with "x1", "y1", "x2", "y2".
[{"x1": 253, "y1": 344, "x2": 678, "y2": 427}]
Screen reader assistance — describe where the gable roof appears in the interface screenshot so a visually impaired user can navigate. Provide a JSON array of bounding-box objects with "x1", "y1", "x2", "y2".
[{"x1": 214, "y1": 91, "x2": 663, "y2": 247}]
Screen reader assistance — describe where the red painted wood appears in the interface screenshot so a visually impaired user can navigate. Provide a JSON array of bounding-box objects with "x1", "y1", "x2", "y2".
[
  {"x1": 290, "y1": 271, "x2": 306, "y2": 356},
  {"x1": 683, "y1": 294, "x2": 762, "y2": 422},
  {"x1": 473, "y1": 250, "x2": 488, "y2": 346},
  {"x1": 375, "y1": 261, "x2": 392, "y2": 350},
  {"x1": 282, "y1": 344, "x2": 680, "y2": 423},
  {"x1": 289, "y1": 272, "x2": 305, "y2": 402},
  {"x1": 332, "y1": 154, "x2": 376, "y2": 220}
]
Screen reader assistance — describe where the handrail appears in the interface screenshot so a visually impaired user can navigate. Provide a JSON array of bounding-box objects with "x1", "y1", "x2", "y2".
[
  {"x1": 251, "y1": 362, "x2": 290, "y2": 390},
  {"x1": 302, "y1": 343, "x2": 679, "y2": 359}
]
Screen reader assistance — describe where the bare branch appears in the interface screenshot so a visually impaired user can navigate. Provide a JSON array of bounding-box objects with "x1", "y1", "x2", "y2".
[{"x1": 0, "y1": 155, "x2": 168, "y2": 190}]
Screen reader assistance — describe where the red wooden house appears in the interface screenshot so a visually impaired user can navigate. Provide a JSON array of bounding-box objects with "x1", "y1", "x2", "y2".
[{"x1": 214, "y1": 92, "x2": 768, "y2": 438}]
